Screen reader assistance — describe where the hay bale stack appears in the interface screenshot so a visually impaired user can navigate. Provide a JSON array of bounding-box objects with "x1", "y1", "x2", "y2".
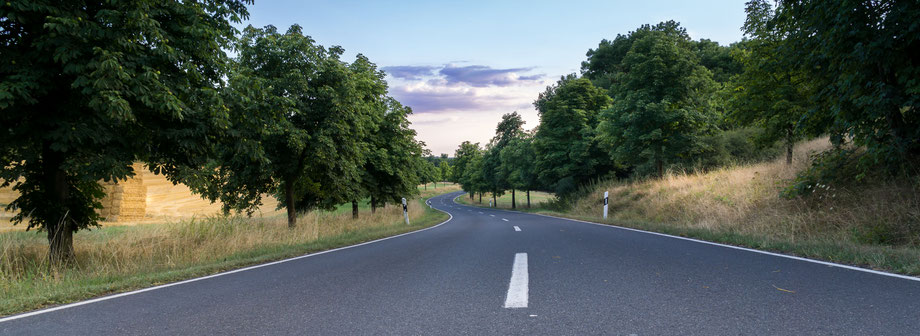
[{"x1": 99, "y1": 164, "x2": 148, "y2": 222}]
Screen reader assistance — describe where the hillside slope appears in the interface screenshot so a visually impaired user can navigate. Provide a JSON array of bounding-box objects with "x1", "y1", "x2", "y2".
[{"x1": 558, "y1": 138, "x2": 920, "y2": 274}]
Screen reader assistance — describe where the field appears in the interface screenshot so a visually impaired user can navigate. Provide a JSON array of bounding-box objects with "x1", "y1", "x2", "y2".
[
  {"x1": 537, "y1": 138, "x2": 920, "y2": 275},
  {"x1": 0, "y1": 179, "x2": 459, "y2": 316},
  {"x1": 456, "y1": 190, "x2": 555, "y2": 210}
]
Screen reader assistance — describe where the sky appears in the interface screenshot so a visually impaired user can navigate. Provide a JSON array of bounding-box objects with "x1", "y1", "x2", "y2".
[{"x1": 237, "y1": 0, "x2": 748, "y2": 156}]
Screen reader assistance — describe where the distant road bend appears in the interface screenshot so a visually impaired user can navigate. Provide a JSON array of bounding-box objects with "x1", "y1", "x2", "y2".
[{"x1": 2, "y1": 191, "x2": 919, "y2": 335}]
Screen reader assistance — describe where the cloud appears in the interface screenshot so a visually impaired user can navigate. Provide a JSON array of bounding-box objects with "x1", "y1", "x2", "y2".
[
  {"x1": 381, "y1": 62, "x2": 549, "y2": 155},
  {"x1": 439, "y1": 65, "x2": 542, "y2": 87},
  {"x1": 380, "y1": 65, "x2": 439, "y2": 80}
]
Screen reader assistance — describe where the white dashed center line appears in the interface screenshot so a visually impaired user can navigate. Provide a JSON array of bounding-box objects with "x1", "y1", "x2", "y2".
[
  {"x1": 501, "y1": 218, "x2": 509, "y2": 222},
  {"x1": 513, "y1": 226, "x2": 521, "y2": 231},
  {"x1": 504, "y1": 253, "x2": 529, "y2": 308}
]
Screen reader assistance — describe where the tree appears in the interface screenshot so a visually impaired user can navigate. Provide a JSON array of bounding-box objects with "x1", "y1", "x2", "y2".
[
  {"x1": 438, "y1": 161, "x2": 451, "y2": 185},
  {"x1": 595, "y1": 22, "x2": 718, "y2": 176},
  {"x1": 532, "y1": 75, "x2": 612, "y2": 196},
  {"x1": 452, "y1": 141, "x2": 480, "y2": 187},
  {"x1": 192, "y1": 25, "x2": 374, "y2": 227},
  {"x1": 770, "y1": 0, "x2": 920, "y2": 172},
  {"x1": 0, "y1": 0, "x2": 250, "y2": 263},
  {"x1": 359, "y1": 99, "x2": 424, "y2": 216},
  {"x1": 500, "y1": 133, "x2": 539, "y2": 208},
  {"x1": 454, "y1": 141, "x2": 482, "y2": 197},
  {"x1": 727, "y1": 1, "x2": 812, "y2": 165},
  {"x1": 487, "y1": 112, "x2": 526, "y2": 207}
]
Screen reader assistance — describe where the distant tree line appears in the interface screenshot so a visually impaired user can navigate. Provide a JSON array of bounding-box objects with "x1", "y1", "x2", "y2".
[
  {"x1": 0, "y1": 1, "x2": 428, "y2": 263},
  {"x1": 450, "y1": 0, "x2": 919, "y2": 205}
]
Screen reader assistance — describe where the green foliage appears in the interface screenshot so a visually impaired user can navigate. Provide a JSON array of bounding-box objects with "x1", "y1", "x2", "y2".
[
  {"x1": 452, "y1": 141, "x2": 481, "y2": 185},
  {"x1": 695, "y1": 127, "x2": 783, "y2": 169},
  {"x1": 532, "y1": 75, "x2": 612, "y2": 195},
  {"x1": 0, "y1": 0, "x2": 250, "y2": 260},
  {"x1": 455, "y1": 142, "x2": 483, "y2": 193},
  {"x1": 770, "y1": 0, "x2": 920, "y2": 173},
  {"x1": 360, "y1": 99, "x2": 425, "y2": 207},
  {"x1": 194, "y1": 24, "x2": 404, "y2": 226},
  {"x1": 725, "y1": 1, "x2": 813, "y2": 165},
  {"x1": 500, "y1": 134, "x2": 538, "y2": 193},
  {"x1": 782, "y1": 148, "x2": 864, "y2": 198},
  {"x1": 594, "y1": 21, "x2": 718, "y2": 176},
  {"x1": 438, "y1": 161, "x2": 451, "y2": 183}
]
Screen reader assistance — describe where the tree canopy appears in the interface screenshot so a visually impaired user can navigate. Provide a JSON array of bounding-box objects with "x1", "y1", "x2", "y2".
[{"x1": 0, "y1": 0, "x2": 251, "y2": 262}]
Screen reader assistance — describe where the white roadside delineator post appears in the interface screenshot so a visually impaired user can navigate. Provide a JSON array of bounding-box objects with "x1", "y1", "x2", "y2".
[
  {"x1": 603, "y1": 191, "x2": 609, "y2": 219},
  {"x1": 402, "y1": 197, "x2": 410, "y2": 225}
]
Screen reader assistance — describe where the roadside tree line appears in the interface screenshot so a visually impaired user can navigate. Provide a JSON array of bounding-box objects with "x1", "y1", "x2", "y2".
[
  {"x1": 450, "y1": 0, "x2": 919, "y2": 205},
  {"x1": 0, "y1": 1, "x2": 428, "y2": 263}
]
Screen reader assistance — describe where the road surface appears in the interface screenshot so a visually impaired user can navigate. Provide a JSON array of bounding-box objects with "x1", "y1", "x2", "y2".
[{"x1": 2, "y1": 191, "x2": 919, "y2": 335}]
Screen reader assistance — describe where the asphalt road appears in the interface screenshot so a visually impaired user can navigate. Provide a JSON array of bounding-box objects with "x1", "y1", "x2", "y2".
[{"x1": 3, "y1": 191, "x2": 919, "y2": 335}]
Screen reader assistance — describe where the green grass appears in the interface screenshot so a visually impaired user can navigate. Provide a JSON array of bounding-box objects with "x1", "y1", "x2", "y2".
[
  {"x1": 0, "y1": 186, "x2": 459, "y2": 317},
  {"x1": 455, "y1": 190, "x2": 555, "y2": 210}
]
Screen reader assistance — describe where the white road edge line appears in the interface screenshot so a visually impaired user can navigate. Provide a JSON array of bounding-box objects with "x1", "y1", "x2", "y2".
[
  {"x1": 449, "y1": 197, "x2": 920, "y2": 282},
  {"x1": 0, "y1": 193, "x2": 463, "y2": 323},
  {"x1": 504, "y1": 253, "x2": 529, "y2": 308},
  {"x1": 514, "y1": 226, "x2": 521, "y2": 232}
]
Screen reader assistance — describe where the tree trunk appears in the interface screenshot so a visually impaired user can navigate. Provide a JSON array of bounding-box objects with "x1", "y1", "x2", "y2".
[
  {"x1": 285, "y1": 180, "x2": 297, "y2": 228},
  {"x1": 527, "y1": 190, "x2": 531, "y2": 208},
  {"x1": 511, "y1": 189, "x2": 516, "y2": 209},
  {"x1": 352, "y1": 200, "x2": 359, "y2": 219},
  {"x1": 424, "y1": 183, "x2": 427, "y2": 190},
  {"x1": 371, "y1": 196, "x2": 377, "y2": 214},
  {"x1": 657, "y1": 159, "x2": 663, "y2": 177},
  {"x1": 478, "y1": 192, "x2": 482, "y2": 203},
  {"x1": 44, "y1": 146, "x2": 74, "y2": 265},
  {"x1": 493, "y1": 191, "x2": 497, "y2": 207},
  {"x1": 786, "y1": 141, "x2": 794, "y2": 165}
]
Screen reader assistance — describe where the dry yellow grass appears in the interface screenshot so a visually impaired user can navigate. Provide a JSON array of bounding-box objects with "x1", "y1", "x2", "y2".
[
  {"x1": 0, "y1": 185, "x2": 459, "y2": 315},
  {"x1": 571, "y1": 138, "x2": 920, "y2": 244}
]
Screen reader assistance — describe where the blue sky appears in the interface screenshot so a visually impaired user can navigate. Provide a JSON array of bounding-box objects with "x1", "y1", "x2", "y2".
[{"x1": 239, "y1": 0, "x2": 748, "y2": 155}]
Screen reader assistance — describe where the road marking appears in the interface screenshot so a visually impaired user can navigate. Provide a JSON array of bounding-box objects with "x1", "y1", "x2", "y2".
[
  {"x1": 514, "y1": 226, "x2": 521, "y2": 231},
  {"x1": 502, "y1": 218, "x2": 509, "y2": 222},
  {"x1": 504, "y1": 253, "x2": 529, "y2": 308},
  {"x1": 446, "y1": 193, "x2": 920, "y2": 283},
  {"x1": 525, "y1": 212, "x2": 920, "y2": 282},
  {"x1": 0, "y1": 197, "x2": 459, "y2": 324},
  {"x1": 490, "y1": 214, "x2": 495, "y2": 217},
  {"x1": 478, "y1": 212, "x2": 483, "y2": 214}
]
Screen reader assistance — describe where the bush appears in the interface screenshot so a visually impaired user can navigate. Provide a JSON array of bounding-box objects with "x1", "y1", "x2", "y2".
[{"x1": 694, "y1": 127, "x2": 782, "y2": 170}]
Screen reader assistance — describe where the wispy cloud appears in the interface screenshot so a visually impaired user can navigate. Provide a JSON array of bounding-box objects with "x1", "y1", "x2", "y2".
[
  {"x1": 439, "y1": 65, "x2": 542, "y2": 87},
  {"x1": 380, "y1": 65, "x2": 440, "y2": 80},
  {"x1": 383, "y1": 63, "x2": 547, "y2": 155}
]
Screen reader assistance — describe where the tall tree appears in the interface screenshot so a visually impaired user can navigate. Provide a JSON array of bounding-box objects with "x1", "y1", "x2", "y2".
[
  {"x1": 595, "y1": 22, "x2": 718, "y2": 176},
  {"x1": 454, "y1": 141, "x2": 482, "y2": 197},
  {"x1": 0, "y1": 0, "x2": 250, "y2": 263},
  {"x1": 452, "y1": 141, "x2": 480, "y2": 186},
  {"x1": 532, "y1": 75, "x2": 612, "y2": 196},
  {"x1": 500, "y1": 133, "x2": 539, "y2": 208},
  {"x1": 438, "y1": 161, "x2": 451, "y2": 184},
  {"x1": 487, "y1": 112, "x2": 525, "y2": 207},
  {"x1": 193, "y1": 25, "x2": 373, "y2": 227},
  {"x1": 360, "y1": 99, "x2": 424, "y2": 215},
  {"x1": 770, "y1": 0, "x2": 920, "y2": 171},
  {"x1": 727, "y1": 1, "x2": 812, "y2": 165}
]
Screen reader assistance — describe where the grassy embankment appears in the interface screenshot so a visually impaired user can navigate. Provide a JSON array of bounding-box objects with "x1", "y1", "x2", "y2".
[
  {"x1": 462, "y1": 139, "x2": 920, "y2": 275},
  {"x1": 0, "y1": 183, "x2": 460, "y2": 316}
]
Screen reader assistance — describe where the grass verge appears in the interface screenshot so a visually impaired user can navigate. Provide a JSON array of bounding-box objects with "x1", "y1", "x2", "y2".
[
  {"x1": 459, "y1": 139, "x2": 920, "y2": 276},
  {"x1": 0, "y1": 185, "x2": 460, "y2": 317}
]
